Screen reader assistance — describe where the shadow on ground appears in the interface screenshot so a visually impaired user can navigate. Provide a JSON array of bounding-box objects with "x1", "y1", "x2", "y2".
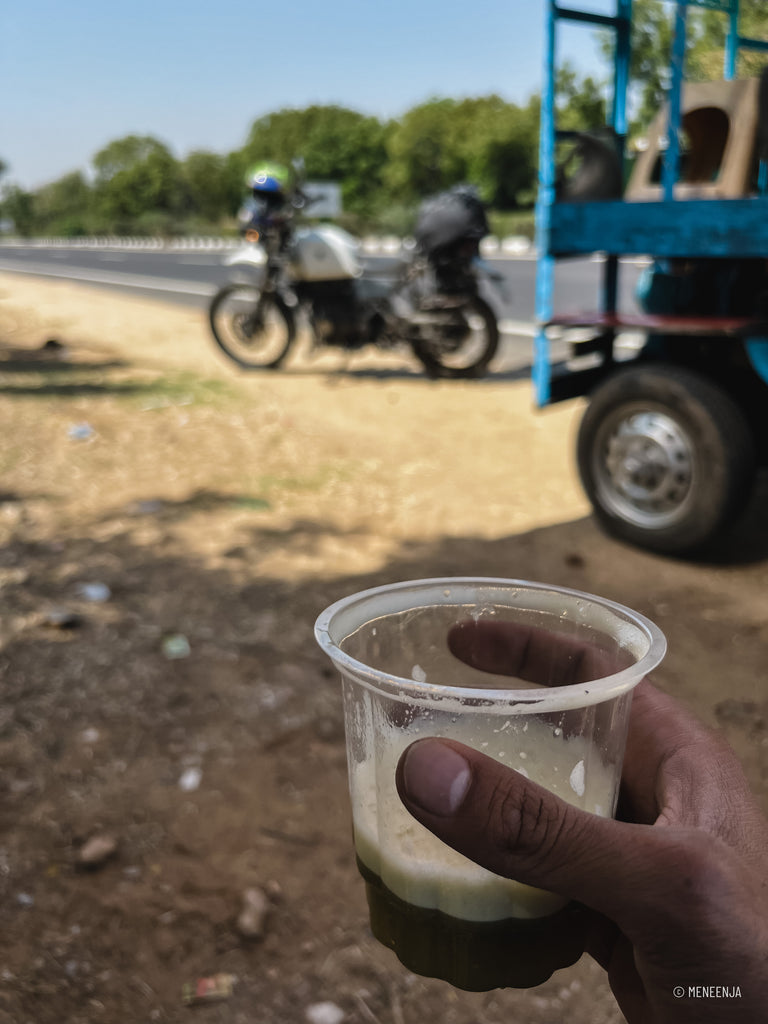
[{"x1": 1, "y1": 485, "x2": 767, "y2": 1023}]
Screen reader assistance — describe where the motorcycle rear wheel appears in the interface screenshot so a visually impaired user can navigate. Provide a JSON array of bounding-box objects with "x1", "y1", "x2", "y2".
[
  {"x1": 411, "y1": 295, "x2": 499, "y2": 379},
  {"x1": 209, "y1": 285, "x2": 295, "y2": 370}
]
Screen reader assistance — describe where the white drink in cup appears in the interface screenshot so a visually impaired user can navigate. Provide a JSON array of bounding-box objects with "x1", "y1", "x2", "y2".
[{"x1": 315, "y1": 578, "x2": 666, "y2": 991}]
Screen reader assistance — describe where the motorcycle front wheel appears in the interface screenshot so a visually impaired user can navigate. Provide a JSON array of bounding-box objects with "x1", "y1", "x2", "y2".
[
  {"x1": 209, "y1": 285, "x2": 295, "y2": 370},
  {"x1": 410, "y1": 295, "x2": 499, "y2": 379}
]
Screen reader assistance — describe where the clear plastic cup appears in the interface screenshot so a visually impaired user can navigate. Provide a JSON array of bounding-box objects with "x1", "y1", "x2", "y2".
[{"x1": 314, "y1": 577, "x2": 666, "y2": 991}]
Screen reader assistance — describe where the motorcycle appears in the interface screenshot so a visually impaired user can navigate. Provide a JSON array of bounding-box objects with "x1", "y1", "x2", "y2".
[{"x1": 208, "y1": 181, "x2": 505, "y2": 379}]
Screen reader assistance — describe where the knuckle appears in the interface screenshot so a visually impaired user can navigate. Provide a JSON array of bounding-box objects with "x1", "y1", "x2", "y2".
[{"x1": 485, "y1": 777, "x2": 574, "y2": 872}]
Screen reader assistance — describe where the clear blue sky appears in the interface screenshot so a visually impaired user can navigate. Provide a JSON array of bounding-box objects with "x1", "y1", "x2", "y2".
[{"x1": 2, "y1": 0, "x2": 610, "y2": 190}]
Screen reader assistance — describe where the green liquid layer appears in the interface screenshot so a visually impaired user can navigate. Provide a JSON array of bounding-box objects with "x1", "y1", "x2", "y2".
[{"x1": 357, "y1": 857, "x2": 586, "y2": 991}]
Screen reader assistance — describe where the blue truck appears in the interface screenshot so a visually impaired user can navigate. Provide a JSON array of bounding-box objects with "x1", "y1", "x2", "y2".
[{"x1": 534, "y1": 0, "x2": 768, "y2": 554}]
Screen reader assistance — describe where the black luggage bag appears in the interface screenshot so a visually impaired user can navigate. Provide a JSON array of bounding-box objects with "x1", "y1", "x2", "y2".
[{"x1": 414, "y1": 185, "x2": 489, "y2": 256}]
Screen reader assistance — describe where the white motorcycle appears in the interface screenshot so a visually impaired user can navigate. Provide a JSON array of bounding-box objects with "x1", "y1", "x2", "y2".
[{"x1": 208, "y1": 184, "x2": 503, "y2": 379}]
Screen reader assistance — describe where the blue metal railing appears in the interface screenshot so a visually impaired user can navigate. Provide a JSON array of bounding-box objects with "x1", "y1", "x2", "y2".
[
  {"x1": 535, "y1": 0, "x2": 634, "y2": 405},
  {"x1": 534, "y1": 0, "x2": 768, "y2": 406}
]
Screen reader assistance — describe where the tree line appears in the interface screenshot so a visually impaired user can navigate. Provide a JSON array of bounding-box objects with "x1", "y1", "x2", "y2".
[
  {"x1": 0, "y1": 95, "x2": 542, "y2": 240},
  {"x1": 1, "y1": 0, "x2": 764, "y2": 239}
]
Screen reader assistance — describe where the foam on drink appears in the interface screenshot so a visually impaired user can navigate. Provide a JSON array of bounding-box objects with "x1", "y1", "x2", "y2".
[{"x1": 350, "y1": 712, "x2": 615, "y2": 923}]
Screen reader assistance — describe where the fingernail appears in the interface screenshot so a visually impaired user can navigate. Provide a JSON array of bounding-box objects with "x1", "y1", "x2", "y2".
[{"x1": 401, "y1": 739, "x2": 471, "y2": 817}]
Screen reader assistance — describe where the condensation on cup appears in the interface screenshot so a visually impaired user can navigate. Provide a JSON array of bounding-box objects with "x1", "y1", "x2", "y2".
[{"x1": 315, "y1": 577, "x2": 666, "y2": 991}]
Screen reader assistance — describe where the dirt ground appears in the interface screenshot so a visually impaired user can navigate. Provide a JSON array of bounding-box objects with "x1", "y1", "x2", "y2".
[{"x1": 0, "y1": 272, "x2": 766, "y2": 1024}]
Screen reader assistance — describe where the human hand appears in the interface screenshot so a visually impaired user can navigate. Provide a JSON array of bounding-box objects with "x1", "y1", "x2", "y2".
[{"x1": 395, "y1": 620, "x2": 768, "y2": 1022}]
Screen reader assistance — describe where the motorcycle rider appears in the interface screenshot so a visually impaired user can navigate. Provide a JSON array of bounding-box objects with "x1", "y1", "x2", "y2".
[{"x1": 237, "y1": 163, "x2": 295, "y2": 248}]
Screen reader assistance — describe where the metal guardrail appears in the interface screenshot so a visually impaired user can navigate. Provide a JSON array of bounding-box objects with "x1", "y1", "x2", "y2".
[{"x1": 0, "y1": 235, "x2": 536, "y2": 257}]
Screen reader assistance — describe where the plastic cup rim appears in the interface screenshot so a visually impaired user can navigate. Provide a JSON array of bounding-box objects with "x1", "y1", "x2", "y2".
[{"x1": 314, "y1": 576, "x2": 667, "y2": 712}]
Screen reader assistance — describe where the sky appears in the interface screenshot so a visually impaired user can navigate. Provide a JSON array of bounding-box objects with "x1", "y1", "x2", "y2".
[{"x1": 2, "y1": 0, "x2": 611, "y2": 191}]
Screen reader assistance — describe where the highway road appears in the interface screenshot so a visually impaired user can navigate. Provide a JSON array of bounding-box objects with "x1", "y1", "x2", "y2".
[{"x1": 0, "y1": 243, "x2": 646, "y2": 372}]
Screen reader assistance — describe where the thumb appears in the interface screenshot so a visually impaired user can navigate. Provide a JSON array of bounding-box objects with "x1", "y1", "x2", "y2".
[{"x1": 395, "y1": 737, "x2": 684, "y2": 931}]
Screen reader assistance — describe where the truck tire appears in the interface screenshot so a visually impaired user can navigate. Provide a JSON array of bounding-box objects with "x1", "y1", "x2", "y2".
[{"x1": 576, "y1": 364, "x2": 756, "y2": 555}]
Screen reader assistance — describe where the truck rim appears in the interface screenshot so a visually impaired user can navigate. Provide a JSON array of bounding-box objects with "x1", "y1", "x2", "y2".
[{"x1": 594, "y1": 407, "x2": 695, "y2": 529}]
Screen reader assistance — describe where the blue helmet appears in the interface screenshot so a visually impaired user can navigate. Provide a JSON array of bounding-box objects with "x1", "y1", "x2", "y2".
[{"x1": 245, "y1": 162, "x2": 290, "y2": 197}]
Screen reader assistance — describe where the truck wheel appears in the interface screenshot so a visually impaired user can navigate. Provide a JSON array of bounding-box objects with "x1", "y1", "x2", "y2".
[{"x1": 576, "y1": 364, "x2": 756, "y2": 555}]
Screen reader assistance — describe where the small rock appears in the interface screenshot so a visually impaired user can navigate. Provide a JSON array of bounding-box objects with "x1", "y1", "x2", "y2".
[
  {"x1": 715, "y1": 699, "x2": 763, "y2": 729},
  {"x1": 305, "y1": 1002, "x2": 345, "y2": 1024},
  {"x1": 16, "y1": 892, "x2": 34, "y2": 908},
  {"x1": 236, "y1": 886, "x2": 270, "y2": 940},
  {"x1": 29, "y1": 338, "x2": 71, "y2": 361},
  {"x1": 162, "y1": 634, "x2": 191, "y2": 660},
  {"x1": 133, "y1": 499, "x2": 164, "y2": 516},
  {"x1": 178, "y1": 767, "x2": 202, "y2": 792},
  {"x1": 68, "y1": 422, "x2": 95, "y2": 441},
  {"x1": 77, "y1": 582, "x2": 111, "y2": 603},
  {"x1": 264, "y1": 879, "x2": 283, "y2": 901},
  {"x1": 43, "y1": 607, "x2": 84, "y2": 630},
  {"x1": 78, "y1": 834, "x2": 118, "y2": 869}
]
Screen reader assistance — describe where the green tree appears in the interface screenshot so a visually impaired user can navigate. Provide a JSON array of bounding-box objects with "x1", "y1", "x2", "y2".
[
  {"x1": 602, "y1": 0, "x2": 768, "y2": 133},
  {"x1": 385, "y1": 95, "x2": 539, "y2": 210},
  {"x1": 242, "y1": 105, "x2": 390, "y2": 217},
  {"x1": 688, "y1": 0, "x2": 767, "y2": 79},
  {"x1": 458, "y1": 95, "x2": 540, "y2": 209},
  {"x1": 1, "y1": 185, "x2": 37, "y2": 236},
  {"x1": 92, "y1": 135, "x2": 173, "y2": 183},
  {"x1": 222, "y1": 150, "x2": 251, "y2": 216},
  {"x1": 181, "y1": 150, "x2": 230, "y2": 224},
  {"x1": 556, "y1": 63, "x2": 607, "y2": 131},
  {"x1": 91, "y1": 135, "x2": 182, "y2": 234},
  {"x1": 621, "y1": 0, "x2": 676, "y2": 130},
  {"x1": 385, "y1": 98, "x2": 466, "y2": 199},
  {"x1": 34, "y1": 171, "x2": 93, "y2": 236}
]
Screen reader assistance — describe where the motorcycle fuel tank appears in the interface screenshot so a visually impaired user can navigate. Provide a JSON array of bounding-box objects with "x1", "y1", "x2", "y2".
[{"x1": 290, "y1": 225, "x2": 362, "y2": 282}]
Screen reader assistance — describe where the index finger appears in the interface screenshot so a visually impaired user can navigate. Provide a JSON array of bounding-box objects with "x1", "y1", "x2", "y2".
[
  {"x1": 447, "y1": 621, "x2": 757, "y2": 836},
  {"x1": 447, "y1": 620, "x2": 661, "y2": 819},
  {"x1": 447, "y1": 619, "x2": 630, "y2": 687}
]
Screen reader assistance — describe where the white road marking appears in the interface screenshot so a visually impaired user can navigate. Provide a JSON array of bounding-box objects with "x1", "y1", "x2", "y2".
[
  {"x1": 0, "y1": 259, "x2": 647, "y2": 348},
  {"x1": 0, "y1": 260, "x2": 217, "y2": 297}
]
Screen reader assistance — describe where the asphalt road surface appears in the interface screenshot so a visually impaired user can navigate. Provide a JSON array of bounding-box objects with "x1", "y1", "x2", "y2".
[{"x1": 0, "y1": 244, "x2": 646, "y2": 374}]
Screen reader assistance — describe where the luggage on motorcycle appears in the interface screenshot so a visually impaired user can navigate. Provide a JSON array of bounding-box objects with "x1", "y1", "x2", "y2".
[{"x1": 414, "y1": 185, "x2": 489, "y2": 255}]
